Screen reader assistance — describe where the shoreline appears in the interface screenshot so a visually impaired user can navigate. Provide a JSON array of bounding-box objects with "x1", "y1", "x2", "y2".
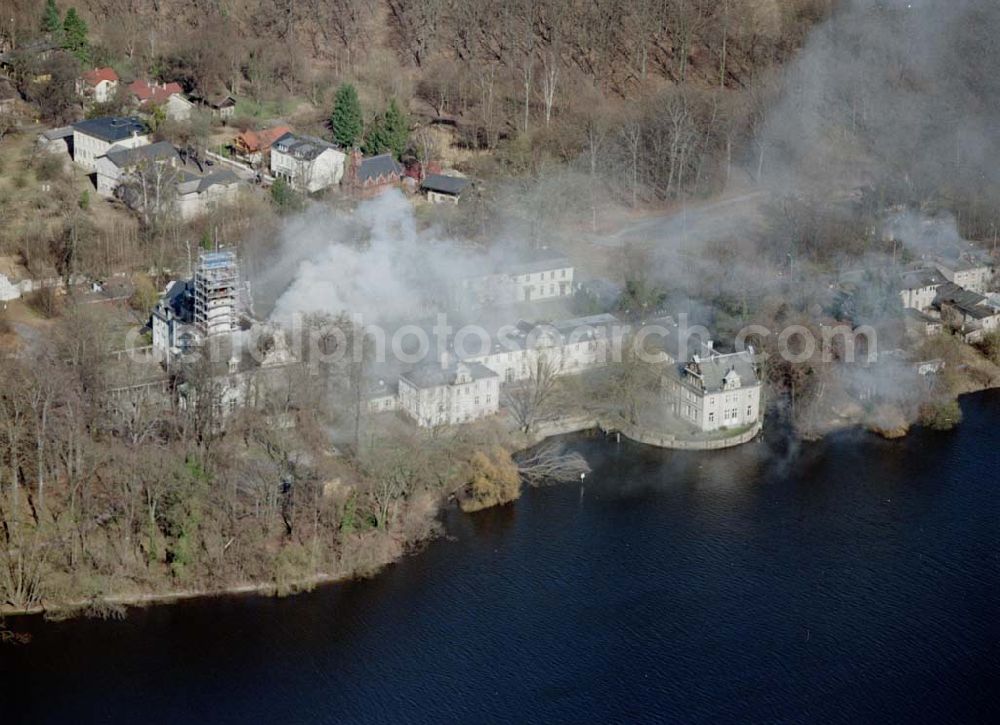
[{"x1": 4, "y1": 386, "x2": 994, "y2": 621}]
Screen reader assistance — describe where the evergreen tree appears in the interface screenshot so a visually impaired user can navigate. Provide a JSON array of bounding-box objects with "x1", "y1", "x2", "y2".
[
  {"x1": 41, "y1": 0, "x2": 62, "y2": 35},
  {"x1": 61, "y1": 8, "x2": 89, "y2": 63},
  {"x1": 382, "y1": 98, "x2": 409, "y2": 159},
  {"x1": 330, "y1": 83, "x2": 363, "y2": 148},
  {"x1": 361, "y1": 114, "x2": 389, "y2": 156}
]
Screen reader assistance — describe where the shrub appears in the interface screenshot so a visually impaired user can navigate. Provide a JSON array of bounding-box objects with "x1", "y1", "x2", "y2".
[
  {"x1": 919, "y1": 399, "x2": 962, "y2": 431},
  {"x1": 25, "y1": 286, "x2": 63, "y2": 318}
]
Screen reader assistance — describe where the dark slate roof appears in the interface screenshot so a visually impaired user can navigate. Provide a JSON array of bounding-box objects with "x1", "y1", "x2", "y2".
[
  {"x1": 104, "y1": 141, "x2": 179, "y2": 168},
  {"x1": 176, "y1": 168, "x2": 239, "y2": 195},
  {"x1": 421, "y1": 174, "x2": 470, "y2": 196},
  {"x1": 903, "y1": 308, "x2": 942, "y2": 324},
  {"x1": 357, "y1": 154, "x2": 402, "y2": 183},
  {"x1": 899, "y1": 267, "x2": 945, "y2": 290},
  {"x1": 682, "y1": 351, "x2": 760, "y2": 393},
  {"x1": 156, "y1": 279, "x2": 194, "y2": 321},
  {"x1": 73, "y1": 116, "x2": 147, "y2": 143},
  {"x1": 934, "y1": 282, "x2": 986, "y2": 309},
  {"x1": 273, "y1": 132, "x2": 339, "y2": 160},
  {"x1": 401, "y1": 361, "x2": 498, "y2": 389}
]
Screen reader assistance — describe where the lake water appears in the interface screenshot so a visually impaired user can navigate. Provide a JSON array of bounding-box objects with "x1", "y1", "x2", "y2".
[{"x1": 3, "y1": 394, "x2": 999, "y2": 724}]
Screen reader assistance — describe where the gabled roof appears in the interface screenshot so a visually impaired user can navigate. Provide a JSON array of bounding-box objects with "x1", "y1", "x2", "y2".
[
  {"x1": 234, "y1": 125, "x2": 291, "y2": 153},
  {"x1": 421, "y1": 173, "x2": 470, "y2": 196},
  {"x1": 104, "y1": 141, "x2": 179, "y2": 168},
  {"x1": 357, "y1": 154, "x2": 403, "y2": 183},
  {"x1": 272, "y1": 132, "x2": 340, "y2": 160},
  {"x1": 41, "y1": 126, "x2": 74, "y2": 141},
  {"x1": 934, "y1": 282, "x2": 986, "y2": 309},
  {"x1": 127, "y1": 79, "x2": 184, "y2": 104},
  {"x1": 176, "y1": 169, "x2": 239, "y2": 196},
  {"x1": 72, "y1": 116, "x2": 147, "y2": 143},
  {"x1": 81, "y1": 67, "x2": 119, "y2": 85},
  {"x1": 508, "y1": 248, "x2": 572, "y2": 275}
]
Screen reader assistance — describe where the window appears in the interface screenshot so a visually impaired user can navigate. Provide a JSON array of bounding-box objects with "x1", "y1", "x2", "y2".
[
  {"x1": 708, "y1": 412, "x2": 715, "y2": 422},
  {"x1": 747, "y1": 405, "x2": 752, "y2": 417},
  {"x1": 561, "y1": 269, "x2": 566, "y2": 278},
  {"x1": 475, "y1": 397, "x2": 480, "y2": 406}
]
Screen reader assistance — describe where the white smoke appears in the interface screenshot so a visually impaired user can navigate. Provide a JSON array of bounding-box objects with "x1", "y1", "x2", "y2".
[{"x1": 267, "y1": 191, "x2": 488, "y2": 324}]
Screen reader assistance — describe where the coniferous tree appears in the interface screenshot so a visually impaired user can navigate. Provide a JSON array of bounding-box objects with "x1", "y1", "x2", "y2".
[
  {"x1": 41, "y1": 0, "x2": 62, "y2": 35},
  {"x1": 361, "y1": 114, "x2": 389, "y2": 156},
  {"x1": 382, "y1": 98, "x2": 409, "y2": 159},
  {"x1": 330, "y1": 83, "x2": 363, "y2": 148},
  {"x1": 61, "y1": 8, "x2": 89, "y2": 63}
]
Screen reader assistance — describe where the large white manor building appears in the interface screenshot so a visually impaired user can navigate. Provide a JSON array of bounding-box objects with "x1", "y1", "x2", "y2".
[{"x1": 662, "y1": 350, "x2": 762, "y2": 433}]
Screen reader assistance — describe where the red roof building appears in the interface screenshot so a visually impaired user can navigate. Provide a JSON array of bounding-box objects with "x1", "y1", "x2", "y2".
[
  {"x1": 127, "y1": 79, "x2": 184, "y2": 105},
  {"x1": 81, "y1": 67, "x2": 119, "y2": 85},
  {"x1": 233, "y1": 125, "x2": 292, "y2": 157}
]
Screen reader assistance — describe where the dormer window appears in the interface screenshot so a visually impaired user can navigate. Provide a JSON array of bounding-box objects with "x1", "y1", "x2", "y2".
[{"x1": 723, "y1": 369, "x2": 741, "y2": 391}]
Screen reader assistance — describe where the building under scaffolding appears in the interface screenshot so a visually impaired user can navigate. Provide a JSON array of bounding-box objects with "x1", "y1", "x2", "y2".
[{"x1": 194, "y1": 250, "x2": 238, "y2": 337}]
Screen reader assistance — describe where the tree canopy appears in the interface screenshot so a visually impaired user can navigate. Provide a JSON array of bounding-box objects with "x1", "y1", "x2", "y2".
[
  {"x1": 330, "y1": 83, "x2": 363, "y2": 149},
  {"x1": 61, "y1": 7, "x2": 89, "y2": 63}
]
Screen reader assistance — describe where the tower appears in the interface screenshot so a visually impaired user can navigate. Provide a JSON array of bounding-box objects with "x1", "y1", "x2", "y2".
[{"x1": 194, "y1": 250, "x2": 238, "y2": 337}]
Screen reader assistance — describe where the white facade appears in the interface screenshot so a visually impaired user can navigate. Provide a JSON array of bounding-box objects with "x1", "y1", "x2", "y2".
[
  {"x1": 398, "y1": 362, "x2": 500, "y2": 427},
  {"x1": 663, "y1": 351, "x2": 762, "y2": 433},
  {"x1": 163, "y1": 93, "x2": 195, "y2": 121},
  {"x1": 458, "y1": 315, "x2": 624, "y2": 384},
  {"x1": 73, "y1": 126, "x2": 149, "y2": 172},
  {"x1": 270, "y1": 140, "x2": 345, "y2": 193},
  {"x1": 456, "y1": 261, "x2": 574, "y2": 308},
  {"x1": 935, "y1": 260, "x2": 994, "y2": 294},
  {"x1": 176, "y1": 176, "x2": 241, "y2": 220}
]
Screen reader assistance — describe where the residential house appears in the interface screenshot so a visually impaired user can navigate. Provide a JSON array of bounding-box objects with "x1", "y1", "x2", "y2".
[
  {"x1": 77, "y1": 67, "x2": 119, "y2": 103},
  {"x1": 933, "y1": 255, "x2": 994, "y2": 294},
  {"x1": 176, "y1": 168, "x2": 241, "y2": 220},
  {"x1": 398, "y1": 361, "x2": 500, "y2": 427},
  {"x1": 233, "y1": 125, "x2": 291, "y2": 165},
  {"x1": 270, "y1": 132, "x2": 346, "y2": 192},
  {"x1": 151, "y1": 279, "x2": 197, "y2": 359},
  {"x1": 94, "y1": 140, "x2": 180, "y2": 197},
  {"x1": 662, "y1": 350, "x2": 762, "y2": 433},
  {"x1": 421, "y1": 173, "x2": 470, "y2": 204},
  {"x1": 898, "y1": 267, "x2": 947, "y2": 311},
  {"x1": 933, "y1": 283, "x2": 1000, "y2": 342},
  {"x1": 127, "y1": 79, "x2": 194, "y2": 121},
  {"x1": 350, "y1": 152, "x2": 403, "y2": 195},
  {"x1": 192, "y1": 91, "x2": 236, "y2": 119},
  {"x1": 71, "y1": 116, "x2": 149, "y2": 172},
  {"x1": 903, "y1": 308, "x2": 943, "y2": 338}
]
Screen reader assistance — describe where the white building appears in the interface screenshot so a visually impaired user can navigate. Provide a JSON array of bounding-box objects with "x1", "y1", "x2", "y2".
[
  {"x1": 933, "y1": 256, "x2": 995, "y2": 294},
  {"x1": 72, "y1": 117, "x2": 149, "y2": 172},
  {"x1": 127, "y1": 80, "x2": 194, "y2": 121},
  {"x1": 151, "y1": 279, "x2": 197, "y2": 360},
  {"x1": 662, "y1": 350, "x2": 762, "y2": 433},
  {"x1": 270, "y1": 132, "x2": 346, "y2": 192},
  {"x1": 456, "y1": 314, "x2": 626, "y2": 384},
  {"x1": 421, "y1": 174, "x2": 470, "y2": 204},
  {"x1": 898, "y1": 268, "x2": 947, "y2": 311},
  {"x1": 94, "y1": 141, "x2": 180, "y2": 197},
  {"x1": 454, "y1": 251, "x2": 575, "y2": 308},
  {"x1": 76, "y1": 67, "x2": 119, "y2": 103},
  {"x1": 398, "y1": 362, "x2": 500, "y2": 427},
  {"x1": 176, "y1": 169, "x2": 241, "y2": 220}
]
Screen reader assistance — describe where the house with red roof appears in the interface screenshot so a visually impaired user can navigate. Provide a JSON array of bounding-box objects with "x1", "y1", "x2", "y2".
[
  {"x1": 232, "y1": 125, "x2": 292, "y2": 165},
  {"x1": 76, "y1": 67, "x2": 119, "y2": 103},
  {"x1": 127, "y1": 79, "x2": 194, "y2": 121}
]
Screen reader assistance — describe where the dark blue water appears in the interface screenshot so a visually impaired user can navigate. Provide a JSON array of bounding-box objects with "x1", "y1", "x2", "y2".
[{"x1": 3, "y1": 393, "x2": 999, "y2": 724}]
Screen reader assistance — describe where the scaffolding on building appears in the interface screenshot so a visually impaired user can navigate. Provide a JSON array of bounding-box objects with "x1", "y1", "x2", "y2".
[{"x1": 194, "y1": 250, "x2": 238, "y2": 337}]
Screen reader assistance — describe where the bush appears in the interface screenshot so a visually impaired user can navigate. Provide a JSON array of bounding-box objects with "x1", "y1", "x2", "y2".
[
  {"x1": 270, "y1": 178, "x2": 302, "y2": 213},
  {"x1": 459, "y1": 448, "x2": 521, "y2": 512},
  {"x1": 919, "y1": 399, "x2": 963, "y2": 431},
  {"x1": 34, "y1": 153, "x2": 65, "y2": 181}
]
